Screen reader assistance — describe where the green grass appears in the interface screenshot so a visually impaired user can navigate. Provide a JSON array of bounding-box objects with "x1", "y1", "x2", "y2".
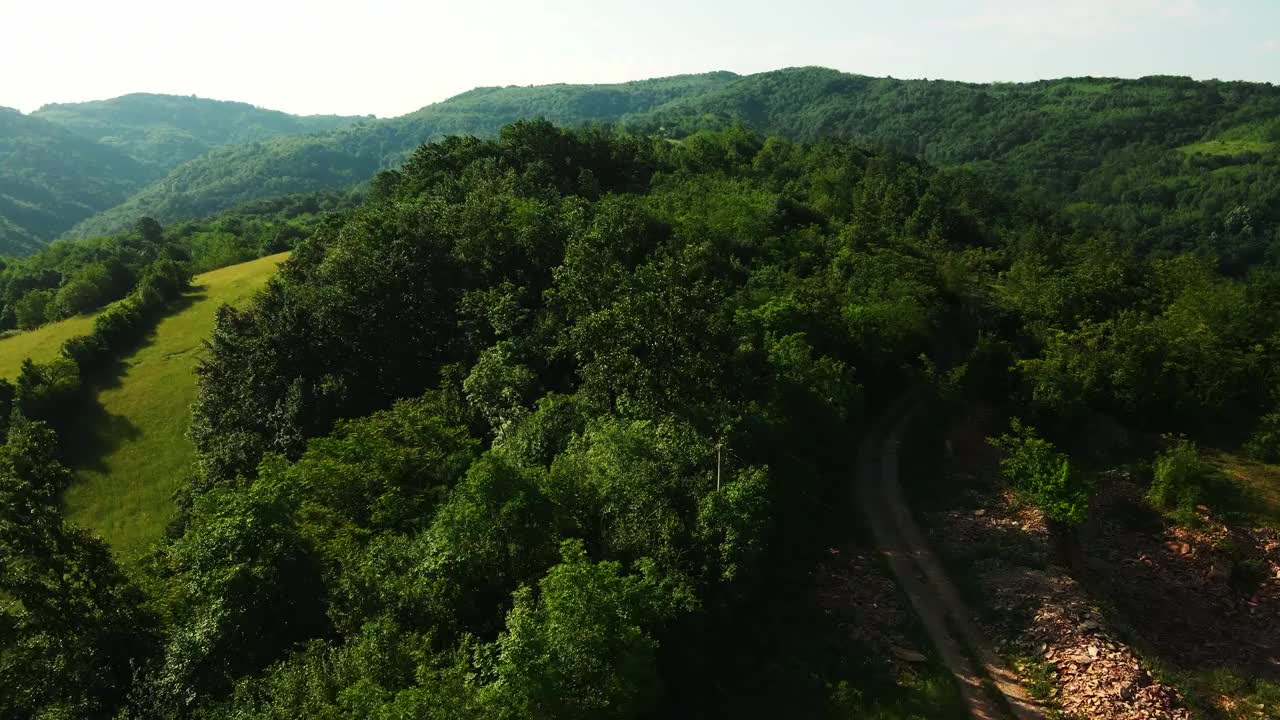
[
  {"x1": 0, "y1": 312, "x2": 101, "y2": 379},
  {"x1": 1201, "y1": 450, "x2": 1280, "y2": 529},
  {"x1": 62, "y1": 252, "x2": 288, "y2": 559},
  {"x1": 1177, "y1": 138, "x2": 1275, "y2": 156}
]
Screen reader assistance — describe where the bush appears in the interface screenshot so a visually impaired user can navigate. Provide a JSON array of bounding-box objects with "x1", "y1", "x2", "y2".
[
  {"x1": 15, "y1": 357, "x2": 82, "y2": 421},
  {"x1": 52, "y1": 277, "x2": 103, "y2": 318},
  {"x1": 1244, "y1": 412, "x2": 1280, "y2": 463},
  {"x1": 1148, "y1": 438, "x2": 1205, "y2": 513},
  {"x1": 14, "y1": 288, "x2": 54, "y2": 330},
  {"x1": 987, "y1": 419, "x2": 1091, "y2": 526}
]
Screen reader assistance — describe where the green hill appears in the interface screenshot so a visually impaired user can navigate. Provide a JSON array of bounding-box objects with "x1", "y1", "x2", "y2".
[
  {"x1": 626, "y1": 67, "x2": 1280, "y2": 194},
  {"x1": 62, "y1": 72, "x2": 741, "y2": 238},
  {"x1": 33, "y1": 93, "x2": 365, "y2": 169},
  {"x1": 0, "y1": 107, "x2": 154, "y2": 252},
  {"x1": 61, "y1": 252, "x2": 288, "y2": 558},
  {"x1": 63, "y1": 68, "x2": 1280, "y2": 245},
  {"x1": 0, "y1": 95, "x2": 365, "y2": 251}
]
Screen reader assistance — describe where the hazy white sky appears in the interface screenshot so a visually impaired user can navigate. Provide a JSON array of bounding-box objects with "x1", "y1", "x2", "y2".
[{"x1": 1, "y1": 0, "x2": 1278, "y2": 118}]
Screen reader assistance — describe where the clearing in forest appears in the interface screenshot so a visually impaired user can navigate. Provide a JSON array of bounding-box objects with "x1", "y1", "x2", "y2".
[{"x1": 62, "y1": 252, "x2": 288, "y2": 558}]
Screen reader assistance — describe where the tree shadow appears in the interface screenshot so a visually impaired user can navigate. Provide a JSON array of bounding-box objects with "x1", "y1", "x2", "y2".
[
  {"x1": 82, "y1": 289, "x2": 207, "y2": 393},
  {"x1": 58, "y1": 400, "x2": 143, "y2": 474},
  {"x1": 1073, "y1": 482, "x2": 1280, "y2": 682},
  {"x1": 56, "y1": 288, "x2": 207, "y2": 471}
]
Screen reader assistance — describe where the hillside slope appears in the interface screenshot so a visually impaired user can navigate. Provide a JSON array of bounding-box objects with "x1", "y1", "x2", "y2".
[
  {"x1": 66, "y1": 68, "x2": 1280, "y2": 245},
  {"x1": 0, "y1": 311, "x2": 102, "y2": 379},
  {"x1": 0, "y1": 96, "x2": 364, "y2": 253},
  {"x1": 61, "y1": 252, "x2": 288, "y2": 557},
  {"x1": 33, "y1": 93, "x2": 365, "y2": 168},
  {"x1": 0, "y1": 107, "x2": 154, "y2": 252},
  {"x1": 63, "y1": 72, "x2": 741, "y2": 238},
  {"x1": 626, "y1": 67, "x2": 1280, "y2": 196}
]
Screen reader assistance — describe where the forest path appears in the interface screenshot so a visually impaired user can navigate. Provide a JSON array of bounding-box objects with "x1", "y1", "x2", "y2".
[{"x1": 857, "y1": 397, "x2": 1045, "y2": 720}]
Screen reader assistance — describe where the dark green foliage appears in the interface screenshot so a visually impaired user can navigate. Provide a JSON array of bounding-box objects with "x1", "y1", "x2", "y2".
[
  {"x1": 15, "y1": 356, "x2": 80, "y2": 420},
  {"x1": 160, "y1": 123, "x2": 1001, "y2": 719},
  {"x1": 1148, "y1": 439, "x2": 1207, "y2": 515},
  {"x1": 1245, "y1": 412, "x2": 1280, "y2": 463},
  {"x1": 26, "y1": 100, "x2": 1280, "y2": 718},
  {"x1": 480, "y1": 540, "x2": 662, "y2": 720},
  {"x1": 0, "y1": 419, "x2": 157, "y2": 720},
  {"x1": 988, "y1": 419, "x2": 1091, "y2": 526},
  {"x1": 13, "y1": 288, "x2": 54, "y2": 329},
  {"x1": 142, "y1": 476, "x2": 331, "y2": 715}
]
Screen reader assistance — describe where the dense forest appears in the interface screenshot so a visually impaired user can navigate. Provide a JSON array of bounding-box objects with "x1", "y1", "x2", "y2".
[
  {"x1": 4, "y1": 64, "x2": 1280, "y2": 720},
  {"x1": 37, "y1": 67, "x2": 1280, "y2": 256},
  {"x1": 7, "y1": 110, "x2": 1280, "y2": 718}
]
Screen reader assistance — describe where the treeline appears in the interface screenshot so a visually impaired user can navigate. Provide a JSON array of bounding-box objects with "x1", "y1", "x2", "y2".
[
  {"x1": 0, "y1": 191, "x2": 351, "y2": 331},
  {"x1": 2, "y1": 257, "x2": 191, "y2": 434},
  {"x1": 58, "y1": 68, "x2": 1280, "y2": 256}
]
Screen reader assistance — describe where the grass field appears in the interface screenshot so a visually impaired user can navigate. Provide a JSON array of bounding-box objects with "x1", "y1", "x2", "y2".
[
  {"x1": 1204, "y1": 450, "x2": 1280, "y2": 529},
  {"x1": 1178, "y1": 138, "x2": 1275, "y2": 156},
  {"x1": 62, "y1": 252, "x2": 288, "y2": 559},
  {"x1": 0, "y1": 313, "x2": 101, "y2": 380}
]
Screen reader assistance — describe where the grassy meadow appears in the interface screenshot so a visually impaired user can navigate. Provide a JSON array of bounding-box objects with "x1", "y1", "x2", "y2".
[
  {"x1": 61, "y1": 252, "x2": 288, "y2": 558},
  {"x1": 0, "y1": 312, "x2": 101, "y2": 379}
]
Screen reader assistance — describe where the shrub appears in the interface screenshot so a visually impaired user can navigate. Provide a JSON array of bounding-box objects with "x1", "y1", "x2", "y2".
[
  {"x1": 15, "y1": 357, "x2": 82, "y2": 421},
  {"x1": 1244, "y1": 412, "x2": 1280, "y2": 463},
  {"x1": 52, "y1": 277, "x2": 103, "y2": 318},
  {"x1": 987, "y1": 419, "x2": 1091, "y2": 526},
  {"x1": 14, "y1": 288, "x2": 54, "y2": 330},
  {"x1": 1148, "y1": 438, "x2": 1205, "y2": 513}
]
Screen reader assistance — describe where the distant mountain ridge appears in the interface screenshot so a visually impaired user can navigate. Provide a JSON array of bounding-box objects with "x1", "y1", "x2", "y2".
[
  {"x1": 33, "y1": 93, "x2": 367, "y2": 168},
  {"x1": 0, "y1": 95, "x2": 366, "y2": 253},
  {"x1": 0, "y1": 107, "x2": 152, "y2": 254},
  {"x1": 62, "y1": 72, "x2": 741, "y2": 239},
  {"x1": 5, "y1": 67, "x2": 1280, "y2": 253}
]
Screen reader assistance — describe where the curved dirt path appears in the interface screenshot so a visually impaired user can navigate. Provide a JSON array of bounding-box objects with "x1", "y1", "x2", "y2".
[{"x1": 858, "y1": 398, "x2": 1044, "y2": 720}]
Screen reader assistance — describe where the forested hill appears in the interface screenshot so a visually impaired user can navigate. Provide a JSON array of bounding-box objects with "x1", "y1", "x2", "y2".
[
  {"x1": 629, "y1": 67, "x2": 1280, "y2": 195},
  {"x1": 0, "y1": 96, "x2": 365, "y2": 252},
  {"x1": 0, "y1": 108, "x2": 152, "y2": 254},
  {"x1": 62, "y1": 72, "x2": 741, "y2": 239},
  {"x1": 32, "y1": 93, "x2": 366, "y2": 168},
  {"x1": 61, "y1": 67, "x2": 1280, "y2": 249}
]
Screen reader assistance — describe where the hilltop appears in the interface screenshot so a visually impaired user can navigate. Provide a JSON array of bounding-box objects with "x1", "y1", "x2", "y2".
[
  {"x1": 0, "y1": 95, "x2": 365, "y2": 250},
  {"x1": 33, "y1": 93, "x2": 365, "y2": 168}
]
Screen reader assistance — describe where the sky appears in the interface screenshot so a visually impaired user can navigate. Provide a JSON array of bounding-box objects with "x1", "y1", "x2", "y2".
[{"x1": 1, "y1": 0, "x2": 1278, "y2": 118}]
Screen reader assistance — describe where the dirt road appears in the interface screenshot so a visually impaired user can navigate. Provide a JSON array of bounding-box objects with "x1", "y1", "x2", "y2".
[{"x1": 858, "y1": 398, "x2": 1044, "y2": 720}]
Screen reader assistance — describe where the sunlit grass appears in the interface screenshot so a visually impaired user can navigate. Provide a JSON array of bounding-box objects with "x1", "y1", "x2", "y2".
[
  {"x1": 1203, "y1": 449, "x2": 1280, "y2": 529},
  {"x1": 63, "y1": 252, "x2": 287, "y2": 559},
  {"x1": 1178, "y1": 138, "x2": 1275, "y2": 156},
  {"x1": 0, "y1": 312, "x2": 101, "y2": 380}
]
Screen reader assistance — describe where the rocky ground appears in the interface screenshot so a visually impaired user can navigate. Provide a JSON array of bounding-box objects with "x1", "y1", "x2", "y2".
[
  {"x1": 1079, "y1": 478, "x2": 1280, "y2": 679},
  {"x1": 923, "y1": 412, "x2": 1280, "y2": 719},
  {"x1": 929, "y1": 493, "x2": 1192, "y2": 719}
]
